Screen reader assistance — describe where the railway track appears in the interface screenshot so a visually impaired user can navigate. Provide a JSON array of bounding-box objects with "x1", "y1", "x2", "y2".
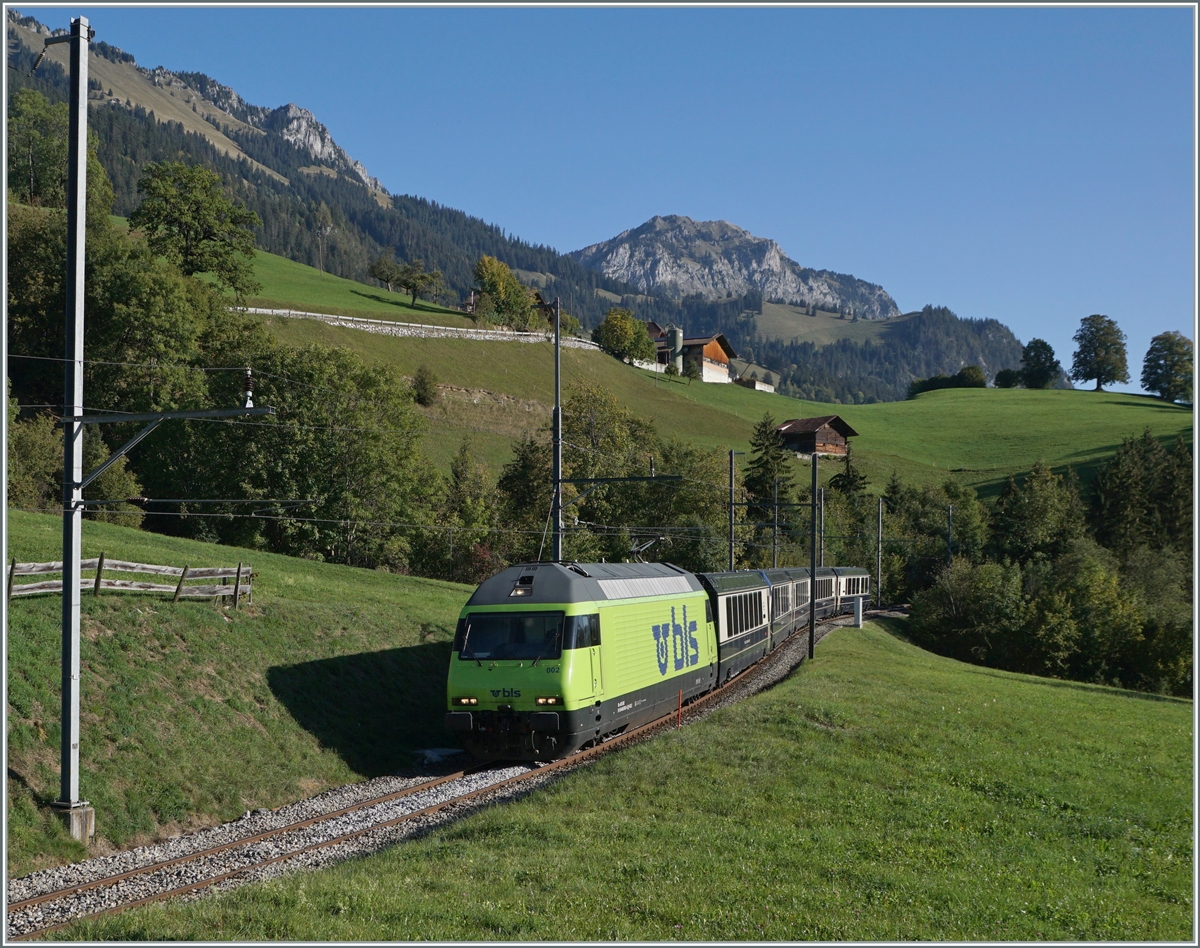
[{"x1": 7, "y1": 612, "x2": 868, "y2": 941}]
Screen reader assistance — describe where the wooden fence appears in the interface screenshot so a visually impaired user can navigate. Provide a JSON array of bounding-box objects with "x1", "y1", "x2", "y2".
[{"x1": 6, "y1": 554, "x2": 253, "y2": 607}]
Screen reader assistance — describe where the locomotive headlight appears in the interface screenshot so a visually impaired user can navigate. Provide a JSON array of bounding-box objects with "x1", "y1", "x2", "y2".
[
  {"x1": 535, "y1": 696, "x2": 561, "y2": 706},
  {"x1": 453, "y1": 697, "x2": 478, "y2": 706}
]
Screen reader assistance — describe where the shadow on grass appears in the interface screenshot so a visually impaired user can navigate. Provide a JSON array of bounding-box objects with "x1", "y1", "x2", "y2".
[
  {"x1": 267, "y1": 641, "x2": 454, "y2": 778},
  {"x1": 871, "y1": 616, "x2": 1190, "y2": 705},
  {"x1": 348, "y1": 289, "x2": 451, "y2": 317},
  {"x1": 7, "y1": 767, "x2": 52, "y2": 808}
]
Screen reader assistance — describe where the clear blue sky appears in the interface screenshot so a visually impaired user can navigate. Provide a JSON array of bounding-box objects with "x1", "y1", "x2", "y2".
[{"x1": 25, "y1": 4, "x2": 1197, "y2": 394}]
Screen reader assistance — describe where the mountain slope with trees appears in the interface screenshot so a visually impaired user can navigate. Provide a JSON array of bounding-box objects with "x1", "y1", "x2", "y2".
[{"x1": 8, "y1": 9, "x2": 1038, "y2": 402}]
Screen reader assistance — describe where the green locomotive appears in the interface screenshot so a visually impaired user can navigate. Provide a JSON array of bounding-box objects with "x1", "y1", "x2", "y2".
[{"x1": 444, "y1": 561, "x2": 870, "y2": 761}]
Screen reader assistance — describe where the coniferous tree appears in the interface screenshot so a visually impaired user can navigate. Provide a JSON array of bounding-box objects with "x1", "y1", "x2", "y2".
[
  {"x1": 743, "y1": 414, "x2": 795, "y2": 564},
  {"x1": 828, "y1": 445, "x2": 867, "y2": 496},
  {"x1": 987, "y1": 462, "x2": 1086, "y2": 564}
]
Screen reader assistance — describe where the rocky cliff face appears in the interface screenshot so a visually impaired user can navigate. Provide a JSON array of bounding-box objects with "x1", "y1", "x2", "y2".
[
  {"x1": 571, "y1": 215, "x2": 900, "y2": 320},
  {"x1": 259, "y1": 104, "x2": 384, "y2": 192}
]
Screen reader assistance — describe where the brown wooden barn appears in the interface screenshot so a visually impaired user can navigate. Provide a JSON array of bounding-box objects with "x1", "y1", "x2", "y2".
[{"x1": 776, "y1": 415, "x2": 859, "y2": 456}]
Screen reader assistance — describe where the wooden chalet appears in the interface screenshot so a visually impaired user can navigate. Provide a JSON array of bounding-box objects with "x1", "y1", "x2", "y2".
[{"x1": 776, "y1": 415, "x2": 859, "y2": 456}]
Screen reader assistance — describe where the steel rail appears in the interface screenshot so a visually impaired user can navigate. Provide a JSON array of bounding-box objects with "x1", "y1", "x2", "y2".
[
  {"x1": 9, "y1": 611, "x2": 864, "y2": 941},
  {"x1": 7, "y1": 765, "x2": 486, "y2": 914}
]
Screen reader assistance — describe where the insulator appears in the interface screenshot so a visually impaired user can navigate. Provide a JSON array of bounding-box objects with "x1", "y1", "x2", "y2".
[{"x1": 243, "y1": 368, "x2": 255, "y2": 409}]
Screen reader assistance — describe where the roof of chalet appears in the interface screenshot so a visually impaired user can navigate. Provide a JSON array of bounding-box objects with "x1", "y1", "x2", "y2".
[
  {"x1": 776, "y1": 415, "x2": 859, "y2": 439},
  {"x1": 653, "y1": 333, "x2": 738, "y2": 360}
]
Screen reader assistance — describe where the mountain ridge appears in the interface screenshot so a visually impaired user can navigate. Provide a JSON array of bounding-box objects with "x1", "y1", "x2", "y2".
[{"x1": 571, "y1": 214, "x2": 901, "y2": 320}]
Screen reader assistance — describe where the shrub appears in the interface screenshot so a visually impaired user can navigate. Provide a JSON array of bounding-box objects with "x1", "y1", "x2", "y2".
[{"x1": 412, "y1": 365, "x2": 438, "y2": 407}]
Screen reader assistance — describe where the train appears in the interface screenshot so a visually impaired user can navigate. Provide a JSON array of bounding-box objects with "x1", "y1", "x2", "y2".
[{"x1": 444, "y1": 561, "x2": 871, "y2": 761}]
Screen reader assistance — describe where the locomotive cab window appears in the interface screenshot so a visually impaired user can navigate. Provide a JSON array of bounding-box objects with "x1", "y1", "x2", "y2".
[
  {"x1": 455, "y1": 612, "x2": 564, "y2": 661},
  {"x1": 564, "y1": 613, "x2": 600, "y2": 649}
]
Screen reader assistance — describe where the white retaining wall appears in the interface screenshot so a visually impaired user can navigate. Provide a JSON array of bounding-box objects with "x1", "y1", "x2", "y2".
[{"x1": 241, "y1": 307, "x2": 601, "y2": 350}]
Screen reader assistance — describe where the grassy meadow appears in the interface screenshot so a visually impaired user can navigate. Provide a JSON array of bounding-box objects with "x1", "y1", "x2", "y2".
[
  {"x1": 261, "y1": 310, "x2": 1193, "y2": 496},
  {"x1": 216, "y1": 244, "x2": 1192, "y2": 494},
  {"x1": 5, "y1": 511, "x2": 470, "y2": 877},
  {"x1": 66, "y1": 622, "x2": 1193, "y2": 941},
  {"x1": 246, "y1": 250, "x2": 474, "y2": 328},
  {"x1": 756, "y1": 301, "x2": 910, "y2": 346}
]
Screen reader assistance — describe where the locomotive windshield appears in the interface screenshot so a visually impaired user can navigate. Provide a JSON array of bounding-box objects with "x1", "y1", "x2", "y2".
[{"x1": 455, "y1": 612, "x2": 564, "y2": 662}]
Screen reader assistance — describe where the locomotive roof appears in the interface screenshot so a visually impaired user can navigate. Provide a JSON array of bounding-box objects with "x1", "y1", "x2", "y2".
[{"x1": 465, "y1": 561, "x2": 705, "y2": 607}]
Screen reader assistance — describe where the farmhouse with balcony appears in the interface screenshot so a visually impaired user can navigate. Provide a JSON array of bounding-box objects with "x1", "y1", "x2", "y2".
[
  {"x1": 776, "y1": 415, "x2": 859, "y2": 456},
  {"x1": 643, "y1": 322, "x2": 738, "y2": 383}
]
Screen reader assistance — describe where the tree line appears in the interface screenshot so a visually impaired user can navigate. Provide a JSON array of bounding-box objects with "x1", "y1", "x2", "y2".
[{"x1": 991, "y1": 319, "x2": 1192, "y2": 404}]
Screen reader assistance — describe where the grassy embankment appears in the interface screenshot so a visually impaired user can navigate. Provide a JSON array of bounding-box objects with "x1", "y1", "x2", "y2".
[
  {"x1": 5, "y1": 510, "x2": 470, "y2": 877},
  {"x1": 66, "y1": 621, "x2": 1192, "y2": 941}
]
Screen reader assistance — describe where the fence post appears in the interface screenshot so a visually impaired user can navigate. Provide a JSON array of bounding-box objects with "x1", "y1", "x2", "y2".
[
  {"x1": 233, "y1": 562, "x2": 243, "y2": 609},
  {"x1": 173, "y1": 565, "x2": 189, "y2": 603},
  {"x1": 6, "y1": 558, "x2": 15, "y2": 606},
  {"x1": 93, "y1": 552, "x2": 105, "y2": 597}
]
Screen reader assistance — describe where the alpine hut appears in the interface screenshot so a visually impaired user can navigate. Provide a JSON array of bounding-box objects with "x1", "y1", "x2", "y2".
[{"x1": 776, "y1": 415, "x2": 859, "y2": 456}]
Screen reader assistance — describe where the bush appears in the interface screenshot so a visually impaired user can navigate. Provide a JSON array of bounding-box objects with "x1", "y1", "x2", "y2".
[
  {"x1": 993, "y1": 368, "x2": 1021, "y2": 388},
  {"x1": 412, "y1": 365, "x2": 438, "y2": 407}
]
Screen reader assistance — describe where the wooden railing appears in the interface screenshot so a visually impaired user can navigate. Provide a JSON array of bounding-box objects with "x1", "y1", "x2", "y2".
[{"x1": 6, "y1": 554, "x2": 253, "y2": 607}]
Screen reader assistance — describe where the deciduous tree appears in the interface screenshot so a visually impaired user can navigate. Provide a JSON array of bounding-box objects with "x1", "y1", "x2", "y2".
[
  {"x1": 368, "y1": 253, "x2": 403, "y2": 293},
  {"x1": 129, "y1": 161, "x2": 262, "y2": 300},
  {"x1": 1140, "y1": 330, "x2": 1193, "y2": 403},
  {"x1": 473, "y1": 255, "x2": 534, "y2": 329},
  {"x1": 591, "y1": 308, "x2": 656, "y2": 364},
  {"x1": 1020, "y1": 338, "x2": 1061, "y2": 389},
  {"x1": 1070, "y1": 314, "x2": 1129, "y2": 391}
]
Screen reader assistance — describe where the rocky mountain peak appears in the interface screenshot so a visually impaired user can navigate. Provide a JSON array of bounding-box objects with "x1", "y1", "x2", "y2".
[
  {"x1": 570, "y1": 215, "x2": 901, "y2": 320},
  {"x1": 260, "y1": 104, "x2": 384, "y2": 192},
  {"x1": 7, "y1": 9, "x2": 385, "y2": 194}
]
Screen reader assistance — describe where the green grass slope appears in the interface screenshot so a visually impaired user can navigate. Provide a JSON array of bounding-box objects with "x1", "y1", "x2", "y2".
[
  {"x1": 245, "y1": 250, "x2": 474, "y2": 328},
  {"x1": 5, "y1": 510, "x2": 471, "y2": 877},
  {"x1": 70, "y1": 622, "x2": 1193, "y2": 941},
  {"x1": 757, "y1": 301, "x2": 909, "y2": 346},
  {"x1": 262, "y1": 313, "x2": 1192, "y2": 496}
]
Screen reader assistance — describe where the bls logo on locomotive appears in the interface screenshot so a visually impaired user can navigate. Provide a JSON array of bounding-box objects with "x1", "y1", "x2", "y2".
[
  {"x1": 652, "y1": 605, "x2": 700, "y2": 676},
  {"x1": 490, "y1": 688, "x2": 521, "y2": 698}
]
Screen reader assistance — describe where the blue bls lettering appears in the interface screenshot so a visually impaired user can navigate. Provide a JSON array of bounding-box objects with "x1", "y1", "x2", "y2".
[{"x1": 653, "y1": 605, "x2": 700, "y2": 677}]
